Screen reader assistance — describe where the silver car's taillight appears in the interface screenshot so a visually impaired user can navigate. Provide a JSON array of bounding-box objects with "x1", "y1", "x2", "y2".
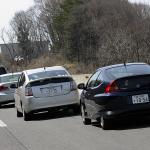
[
  {"x1": 70, "y1": 80, "x2": 77, "y2": 91},
  {"x1": 25, "y1": 86, "x2": 33, "y2": 96}
]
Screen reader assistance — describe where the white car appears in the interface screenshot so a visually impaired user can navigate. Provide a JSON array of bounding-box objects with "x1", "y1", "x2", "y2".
[
  {"x1": 0, "y1": 72, "x2": 21, "y2": 105},
  {"x1": 14, "y1": 66, "x2": 79, "y2": 121}
]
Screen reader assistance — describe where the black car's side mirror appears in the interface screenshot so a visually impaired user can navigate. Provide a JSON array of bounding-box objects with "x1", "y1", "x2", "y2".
[
  {"x1": 78, "y1": 83, "x2": 86, "y2": 90},
  {"x1": 10, "y1": 84, "x2": 17, "y2": 89}
]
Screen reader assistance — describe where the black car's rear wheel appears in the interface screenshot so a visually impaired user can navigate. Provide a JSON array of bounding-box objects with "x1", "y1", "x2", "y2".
[
  {"x1": 100, "y1": 117, "x2": 111, "y2": 130},
  {"x1": 81, "y1": 104, "x2": 91, "y2": 125}
]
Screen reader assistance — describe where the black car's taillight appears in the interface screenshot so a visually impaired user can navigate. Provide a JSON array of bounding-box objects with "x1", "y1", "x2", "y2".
[{"x1": 105, "y1": 81, "x2": 119, "y2": 93}]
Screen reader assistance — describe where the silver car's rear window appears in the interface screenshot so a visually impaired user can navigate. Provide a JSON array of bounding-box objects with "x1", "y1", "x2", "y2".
[
  {"x1": 28, "y1": 70, "x2": 68, "y2": 80},
  {"x1": 105, "y1": 64, "x2": 150, "y2": 80},
  {"x1": 0, "y1": 74, "x2": 20, "y2": 83}
]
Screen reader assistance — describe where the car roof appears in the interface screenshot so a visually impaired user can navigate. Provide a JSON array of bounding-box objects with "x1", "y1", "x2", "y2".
[
  {"x1": 97, "y1": 63, "x2": 148, "y2": 71},
  {"x1": 24, "y1": 66, "x2": 67, "y2": 75},
  {"x1": 0, "y1": 72, "x2": 21, "y2": 77}
]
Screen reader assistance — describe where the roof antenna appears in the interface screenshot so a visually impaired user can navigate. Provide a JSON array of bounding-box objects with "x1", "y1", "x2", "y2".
[
  {"x1": 124, "y1": 62, "x2": 126, "y2": 67},
  {"x1": 44, "y1": 66, "x2": 47, "y2": 74},
  {"x1": 124, "y1": 61, "x2": 127, "y2": 69}
]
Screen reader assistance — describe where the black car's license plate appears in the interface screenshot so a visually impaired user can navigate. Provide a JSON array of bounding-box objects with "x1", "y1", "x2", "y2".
[{"x1": 132, "y1": 94, "x2": 149, "y2": 104}]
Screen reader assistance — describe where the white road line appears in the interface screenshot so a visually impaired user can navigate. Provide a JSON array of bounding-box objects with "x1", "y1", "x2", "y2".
[{"x1": 0, "y1": 120, "x2": 7, "y2": 127}]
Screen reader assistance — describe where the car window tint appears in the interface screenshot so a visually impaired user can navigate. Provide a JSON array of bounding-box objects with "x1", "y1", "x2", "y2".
[
  {"x1": 105, "y1": 64, "x2": 150, "y2": 80},
  {"x1": 18, "y1": 75, "x2": 22, "y2": 87},
  {"x1": 95, "y1": 72, "x2": 103, "y2": 87},
  {"x1": 18, "y1": 73, "x2": 25, "y2": 87},
  {"x1": 87, "y1": 71, "x2": 101, "y2": 88},
  {"x1": 0, "y1": 74, "x2": 20, "y2": 83},
  {"x1": 28, "y1": 70, "x2": 68, "y2": 80},
  {"x1": 21, "y1": 74, "x2": 26, "y2": 85}
]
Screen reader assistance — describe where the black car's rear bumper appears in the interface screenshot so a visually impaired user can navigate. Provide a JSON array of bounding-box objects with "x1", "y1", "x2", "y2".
[
  {"x1": 94, "y1": 106, "x2": 150, "y2": 120},
  {"x1": 92, "y1": 90, "x2": 150, "y2": 120}
]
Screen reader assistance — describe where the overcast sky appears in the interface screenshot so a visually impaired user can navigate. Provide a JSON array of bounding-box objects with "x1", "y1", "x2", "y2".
[
  {"x1": 0, "y1": 0, "x2": 149, "y2": 43},
  {"x1": 0, "y1": 0, "x2": 34, "y2": 31},
  {"x1": 130, "y1": 0, "x2": 150, "y2": 4}
]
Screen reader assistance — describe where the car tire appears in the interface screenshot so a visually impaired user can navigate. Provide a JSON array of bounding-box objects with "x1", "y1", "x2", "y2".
[
  {"x1": 100, "y1": 117, "x2": 111, "y2": 130},
  {"x1": 72, "y1": 104, "x2": 80, "y2": 114},
  {"x1": 23, "y1": 109, "x2": 31, "y2": 121},
  {"x1": 81, "y1": 104, "x2": 91, "y2": 125},
  {"x1": 17, "y1": 109, "x2": 23, "y2": 117}
]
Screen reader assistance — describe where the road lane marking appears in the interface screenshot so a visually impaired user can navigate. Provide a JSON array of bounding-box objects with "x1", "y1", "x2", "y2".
[{"x1": 0, "y1": 120, "x2": 7, "y2": 127}]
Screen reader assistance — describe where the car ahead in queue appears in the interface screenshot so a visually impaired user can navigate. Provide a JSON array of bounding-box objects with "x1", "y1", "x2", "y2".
[
  {"x1": 0, "y1": 72, "x2": 21, "y2": 105},
  {"x1": 78, "y1": 63, "x2": 150, "y2": 129},
  {"x1": 14, "y1": 66, "x2": 79, "y2": 121}
]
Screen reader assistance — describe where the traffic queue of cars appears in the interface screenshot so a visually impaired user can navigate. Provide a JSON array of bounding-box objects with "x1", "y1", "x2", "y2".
[{"x1": 1, "y1": 63, "x2": 150, "y2": 130}]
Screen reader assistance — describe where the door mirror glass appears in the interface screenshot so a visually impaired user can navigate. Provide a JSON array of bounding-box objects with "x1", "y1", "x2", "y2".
[{"x1": 78, "y1": 83, "x2": 85, "y2": 90}]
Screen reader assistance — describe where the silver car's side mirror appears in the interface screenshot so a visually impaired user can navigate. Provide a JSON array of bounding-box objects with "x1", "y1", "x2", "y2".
[
  {"x1": 10, "y1": 84, "x2": 17, "y2": 89},
  {"x1": 78, "y1": 83, "x2": 86, "y2": 90}
]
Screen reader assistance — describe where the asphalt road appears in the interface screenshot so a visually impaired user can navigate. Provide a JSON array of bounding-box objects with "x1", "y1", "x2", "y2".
[{"x1": 0, "y1": 104, "x2": 150, "y2": 150}]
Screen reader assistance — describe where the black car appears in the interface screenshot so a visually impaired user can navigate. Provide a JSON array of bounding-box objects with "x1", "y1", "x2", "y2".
[{"x1": 78, "y1": 63, "x2": 150, "y2": 129}]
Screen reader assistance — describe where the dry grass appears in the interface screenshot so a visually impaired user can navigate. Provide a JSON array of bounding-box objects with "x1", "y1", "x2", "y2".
[
  {"x1": 1, "y1": 51, "x2": 96, "y2": 74},
  {"x1": 72, "y1": 74, "x2": 91, "y2": 84},
  {"x1": 24, "y1": 53, "x2": 96, "y2": 74}
]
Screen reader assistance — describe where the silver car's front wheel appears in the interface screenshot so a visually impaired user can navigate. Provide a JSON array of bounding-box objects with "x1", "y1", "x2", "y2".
[{"x1": 17, "y1": 109, "x2": 23, "y2": 117}]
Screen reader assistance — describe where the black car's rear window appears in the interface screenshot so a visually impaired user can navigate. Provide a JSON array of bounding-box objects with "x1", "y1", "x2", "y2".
[{"x1": 105, "y1": 64, "x2": 150, "y2": 80}]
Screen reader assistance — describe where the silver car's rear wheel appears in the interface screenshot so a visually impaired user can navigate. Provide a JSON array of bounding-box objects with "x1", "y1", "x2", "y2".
[{"x1": 81, "y1": 104, "x2": 91, "y2": 125}]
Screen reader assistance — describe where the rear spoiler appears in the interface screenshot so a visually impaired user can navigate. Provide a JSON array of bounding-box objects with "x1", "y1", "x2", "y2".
[{"x1": 27, "y1": 76, "x2": 73, "y2": 87}]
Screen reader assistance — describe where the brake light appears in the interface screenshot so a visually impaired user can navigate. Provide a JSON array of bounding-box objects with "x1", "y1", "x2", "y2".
[
  {"x1": 70, "y1": 81, "x2": 77, "y2": 91},
  {"x1": 0, "y1": 85, "x2": 8, "y2": 91},
  {"x1": 105, "y1": 81, "x2": 119, "y2": 93},
  {"x1": 25, "y1": 86, "x2": 33, "y2": 96}
]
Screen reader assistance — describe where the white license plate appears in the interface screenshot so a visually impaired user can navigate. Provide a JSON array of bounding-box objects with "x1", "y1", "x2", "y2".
[
  {"x1": 40, "y1": 86, "x2": 61, "y2": 96},
  {"x1": 132, "y1": 94, "x2": 149, "y2": 104}
]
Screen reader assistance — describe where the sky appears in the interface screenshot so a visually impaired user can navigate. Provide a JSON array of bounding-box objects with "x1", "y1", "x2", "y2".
[
  {"x1": 0, "y1": 0, "x2": 149, "y2": 43},
  {"x1": 0, "y1": 0, "x2": 34, "y2": 31},
  {"x1": 130, "y1": 0, "x2": 150, "y2": 4}
]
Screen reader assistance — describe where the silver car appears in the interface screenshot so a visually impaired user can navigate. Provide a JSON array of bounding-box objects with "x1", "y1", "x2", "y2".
[
  {"x1": 0, "y1": 72, "x2": 21, "y2": 105},
  {"x1": 14, "y1": 66, "x2": 79, "y2": 121}
]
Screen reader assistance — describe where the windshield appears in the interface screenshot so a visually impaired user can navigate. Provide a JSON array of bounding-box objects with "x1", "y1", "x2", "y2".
[
  {"x1": 28, "y1": 70, "x2": 68, "y2": 80},
  {"x1": 0, "y1": 74, "x2": 20, "y2": 83},
  {"x1": 105, "y1": 64, "x2": 150, "y2": 80}
]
